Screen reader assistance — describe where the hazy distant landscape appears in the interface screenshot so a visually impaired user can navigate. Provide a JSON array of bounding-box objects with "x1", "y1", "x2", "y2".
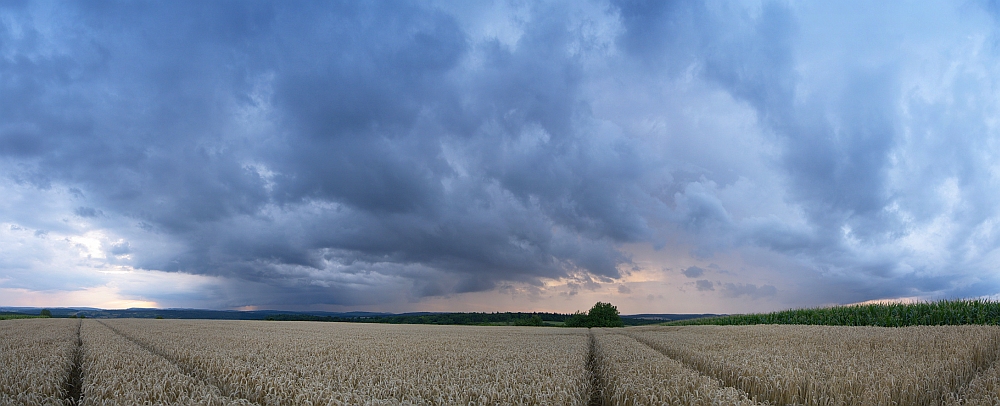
[{"x1": 0, "y1": 306, "x2": 716, "y2": 326}]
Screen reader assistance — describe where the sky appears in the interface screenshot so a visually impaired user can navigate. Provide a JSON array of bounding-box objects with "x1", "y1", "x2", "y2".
[{"x1": 3, "y1": 1, "x2": 1000, "y2": 314}]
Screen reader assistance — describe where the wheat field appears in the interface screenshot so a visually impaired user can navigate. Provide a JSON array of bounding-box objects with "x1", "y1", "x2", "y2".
[
  {"x1": 589, "y1": 329, "x2": 762, "y2": 405},
  {"x1": 624, "y1": 325, "x2": 1000, "y2": 405},
  {"x1": 4, "y1": 319, "x2": 1000, "y2": 405},
  {"x1": 79, "y1": 320, "x2": 251, "y2": 405},
  {"x1": 0, "y1": 318, "x2": 78, "y2": 406},
  {"x1": 96, "y1": 319, "x2": 592, "y2": 405}
]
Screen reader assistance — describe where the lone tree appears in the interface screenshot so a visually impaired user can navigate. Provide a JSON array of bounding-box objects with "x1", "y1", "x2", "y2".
[
  {"x1": 565, "y1": 302, "x2": 624, "y2": 328},
  {"x1": 40, "y1": 309, "x2": 51, "y2": 317},
  {"x1": 588, "y1": 302, "x2": 624, "y2": 327}
]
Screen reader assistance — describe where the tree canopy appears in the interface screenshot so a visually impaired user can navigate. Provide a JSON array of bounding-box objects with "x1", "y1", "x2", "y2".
[{"x1": 565, "y1": 302, "x2": 624, "y2": 328}]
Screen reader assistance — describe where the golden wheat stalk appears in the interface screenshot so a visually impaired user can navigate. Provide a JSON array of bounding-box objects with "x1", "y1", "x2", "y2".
[
  {"x1": 100, "y1": 319, "x2": 592, "y2": 405},
  {"x1": 78, "y1": 319, "x2": 254, "y2": 405},
  {"x1": 625, "y1": 324, "x2": 1000, "y2": 405},
  {"x1": 591, "y1": 329, "x2": 763, "y2": 406},
  {"x1": 0, "y1": 318, "x2": 78, "y2": 406}
]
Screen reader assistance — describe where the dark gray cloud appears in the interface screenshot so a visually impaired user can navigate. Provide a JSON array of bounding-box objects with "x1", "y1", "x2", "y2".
[
  {"x1": 614, "y1": 0, "x2": 1000, "y2": 302},
  {"x1": 108, "y1": 241, "x2": 130, "y2": 256},
  {"x1": 74, "y1": 207, "x2": 101, "y2": 218},
  {"x1": 682, "y1": 266, "x2": 705, "y2": 278},
  {"x1": 0, "y1": 0, "x2": 653, "y2": 307},
  {"x1": 3, "y1": 0, "x2": 1000, "y2": 309}
]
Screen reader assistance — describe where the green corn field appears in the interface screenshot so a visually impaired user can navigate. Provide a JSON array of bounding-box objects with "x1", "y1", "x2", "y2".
[{"x1": 666, "y1": 299, "x2": 1000, "y2": 327}]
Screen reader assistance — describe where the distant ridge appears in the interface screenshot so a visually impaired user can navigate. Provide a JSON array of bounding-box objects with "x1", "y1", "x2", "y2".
[
  {"x1": 0, "y1": 307, "x2": 724, "y2": 326},
  {"x1": 623, "y1": 313, "x2": 726, "y2": 321},
  {"x1": 0, "y1": 307, "x2": 393, "y2": 320}
]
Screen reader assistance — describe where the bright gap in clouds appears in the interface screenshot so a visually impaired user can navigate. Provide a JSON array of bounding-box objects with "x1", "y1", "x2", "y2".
[{"x1": 3, "y1": 1, "x2": 1000, "y2": 313}]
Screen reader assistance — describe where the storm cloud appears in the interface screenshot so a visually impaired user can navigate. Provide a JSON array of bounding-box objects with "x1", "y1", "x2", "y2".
[
  {"x1": 3, "y1": 0, "x2": 1000, "y2": 310},
  {"x1": 683, "y1": 266, "x2": 705, "y2": 278}
]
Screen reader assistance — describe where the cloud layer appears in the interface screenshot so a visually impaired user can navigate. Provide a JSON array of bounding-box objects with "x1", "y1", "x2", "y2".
[{"x1": 3, "y1": 0, "x2": 1000, "y2": 311}]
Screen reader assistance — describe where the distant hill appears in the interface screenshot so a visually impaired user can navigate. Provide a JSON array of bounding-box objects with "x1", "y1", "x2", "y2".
[
  {"x1": 0, "y1": 306, "x2": 724, "y2": 326},
  {"x1": 0, "y1": 307, "x2": 393, "y2": 320},
  {"x1": 623, "y1": 313, "x2": 725, "y2": 321}
]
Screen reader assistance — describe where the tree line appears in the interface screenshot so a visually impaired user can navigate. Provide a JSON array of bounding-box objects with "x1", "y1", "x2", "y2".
[{"x1": 266, "y1": 302, "x2": 636, "y2": 327}]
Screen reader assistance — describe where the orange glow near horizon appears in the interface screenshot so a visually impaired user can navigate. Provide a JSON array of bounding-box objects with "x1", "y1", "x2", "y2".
[{"x1": 0, "y1": 286, "x2": 159, "y2": 309}]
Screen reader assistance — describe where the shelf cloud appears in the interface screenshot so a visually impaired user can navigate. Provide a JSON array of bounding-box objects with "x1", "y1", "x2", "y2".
[{"x1": 2, "y1": 0, "x2": 1000, "y2": 312}]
